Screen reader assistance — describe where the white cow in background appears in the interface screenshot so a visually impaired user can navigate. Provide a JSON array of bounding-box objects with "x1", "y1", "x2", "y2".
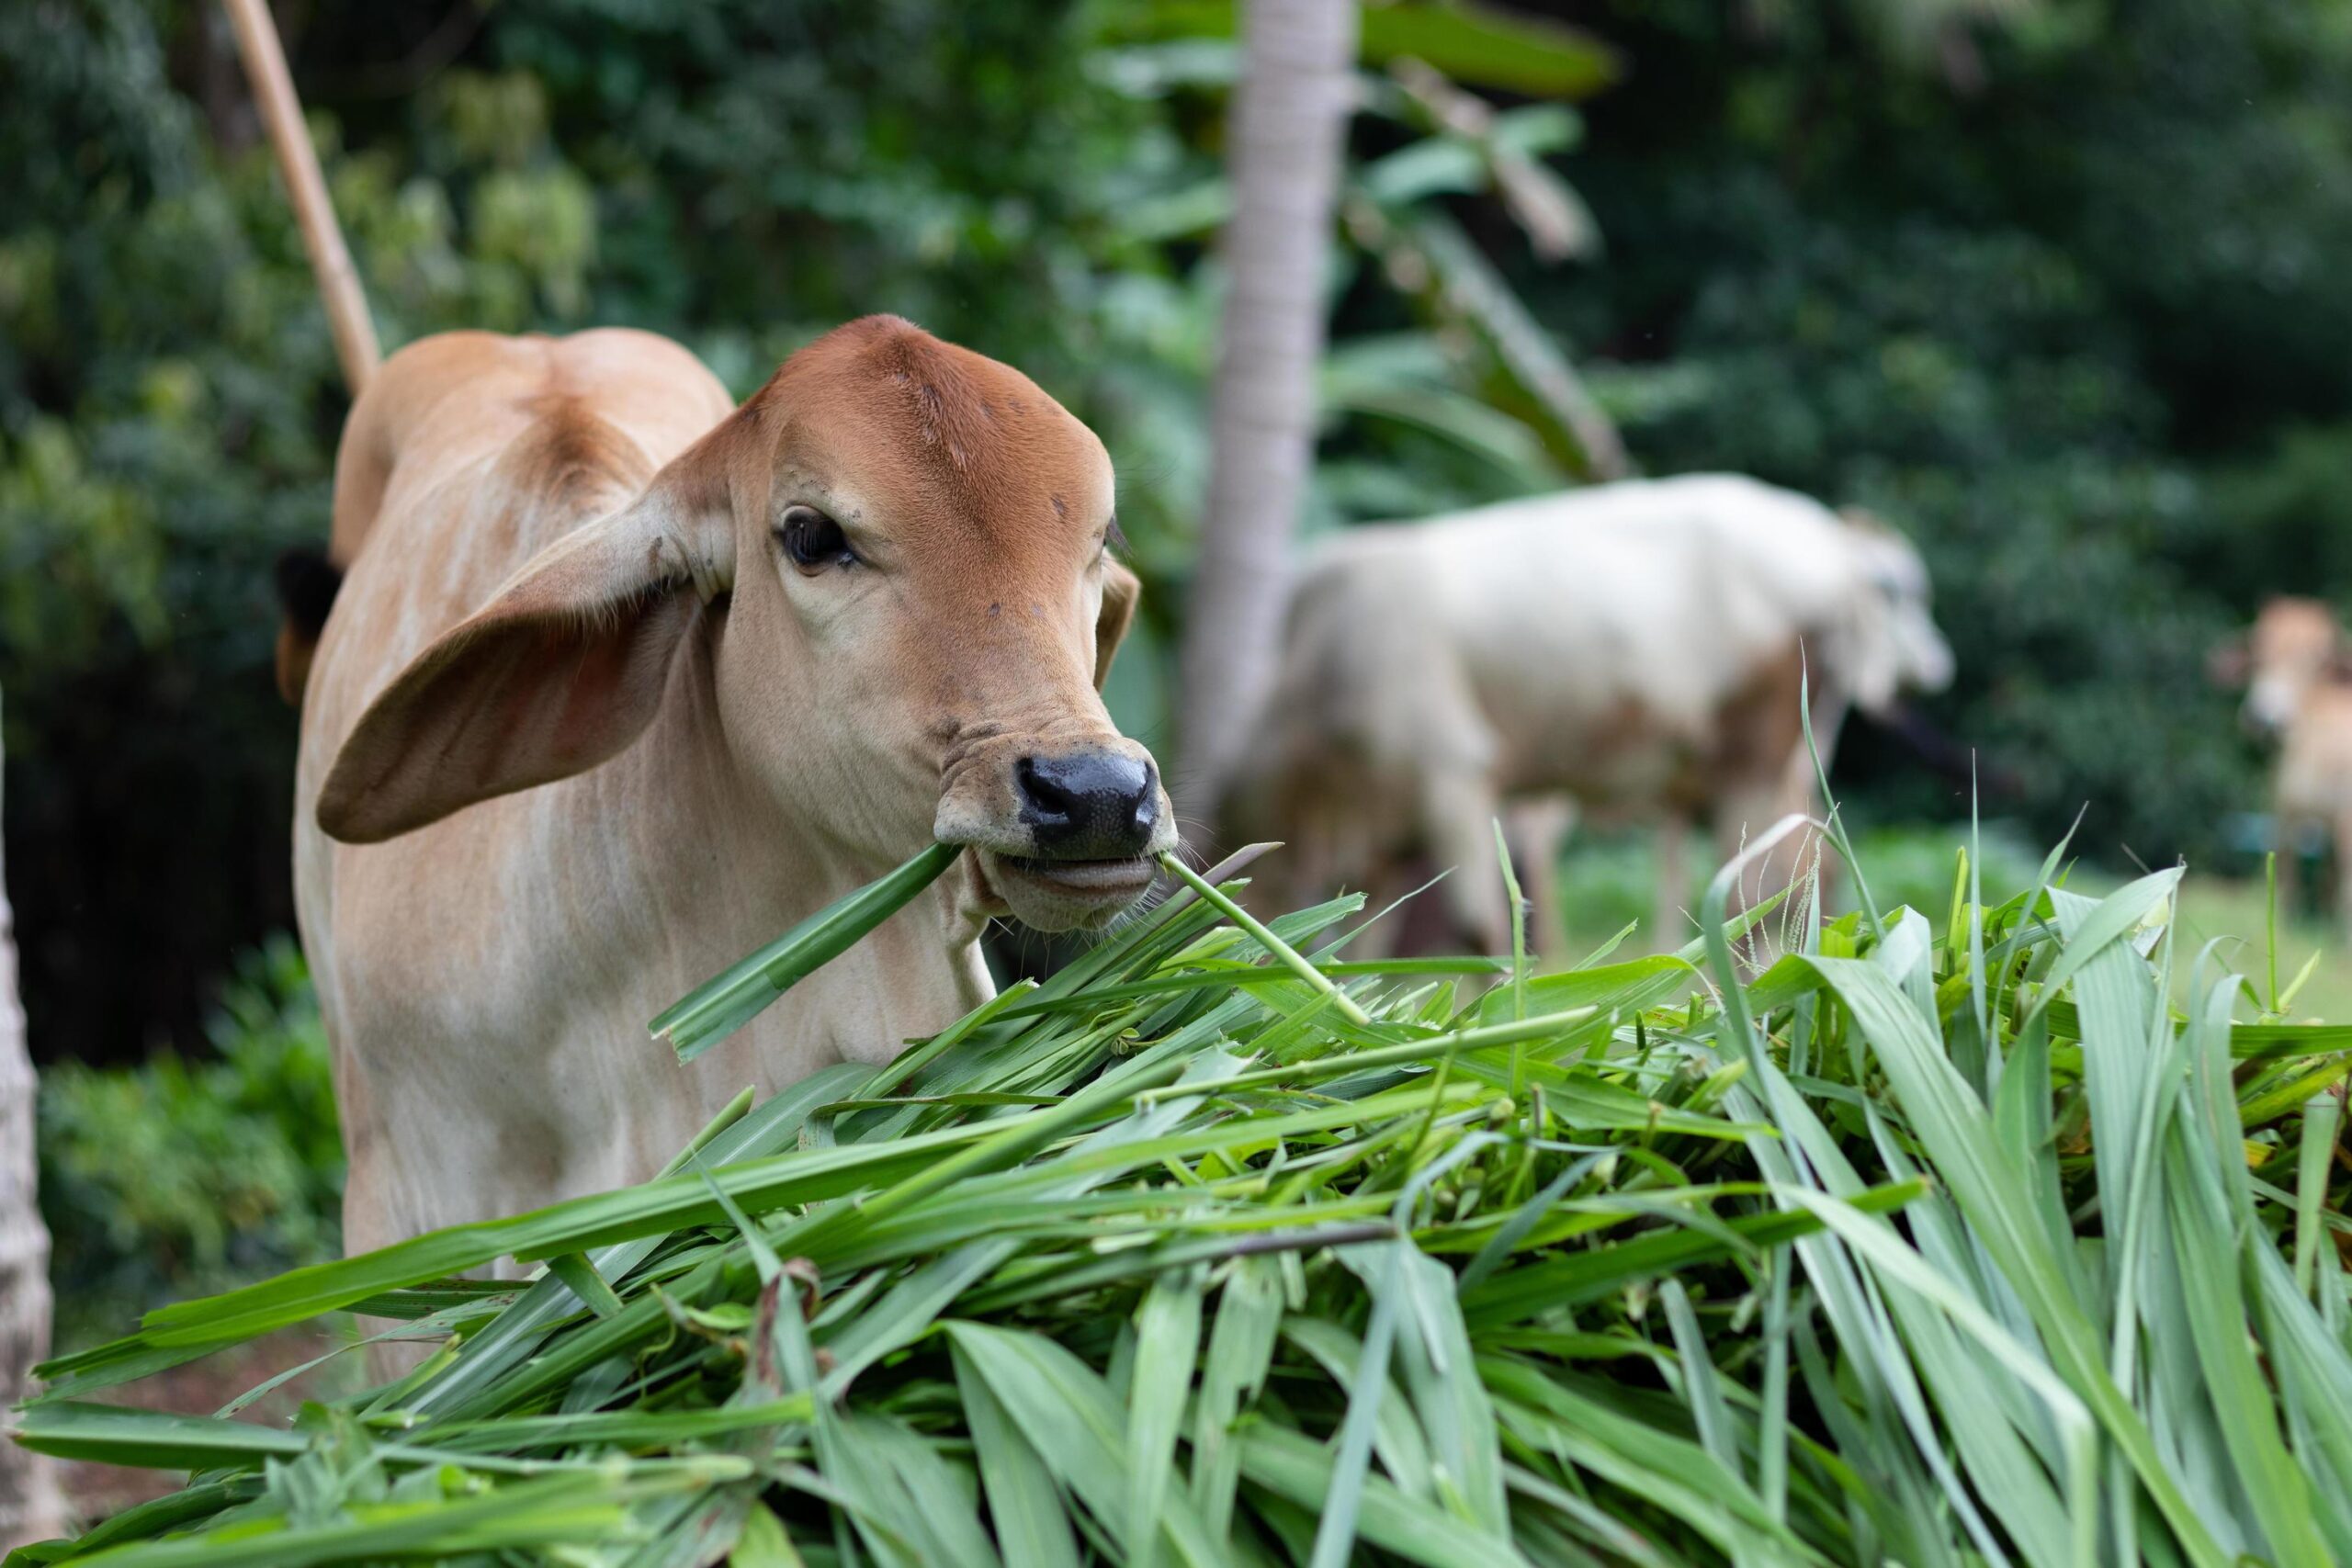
[{"x1": 1221, "y1": 475, "x2": 1955, "y2": 953}]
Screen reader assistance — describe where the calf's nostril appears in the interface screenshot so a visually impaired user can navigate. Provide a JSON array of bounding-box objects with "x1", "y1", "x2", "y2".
[
  {"x1": 1016, "y1": 751, "x2": 1159, "y2": 858},
  {"x1": 1014, "y1": 756, "x2": 1076, "y2": 823}
]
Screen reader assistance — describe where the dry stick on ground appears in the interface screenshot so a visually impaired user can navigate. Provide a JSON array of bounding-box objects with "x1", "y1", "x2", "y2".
[
  {"x1": 221, "y1": 0, "x2": 379, "y2": 394},
  {"x1": 0, "y1": 694, "x2": 67, "y2": 1550}
]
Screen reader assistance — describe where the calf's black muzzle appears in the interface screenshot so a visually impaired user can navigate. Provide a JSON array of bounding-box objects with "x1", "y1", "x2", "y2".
[{"x1": 1016, "y1": 750, "x2": 1159, "y2": 860}]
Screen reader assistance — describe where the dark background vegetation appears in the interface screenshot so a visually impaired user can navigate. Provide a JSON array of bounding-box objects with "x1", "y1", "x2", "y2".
[{"x1": 8, "y1": 0, "x2": 2350, "y2": 1267}]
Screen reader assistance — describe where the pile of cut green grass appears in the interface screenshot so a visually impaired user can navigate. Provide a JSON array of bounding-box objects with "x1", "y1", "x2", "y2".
[{"x1": 12, "y1": 825, "x2": 2350, "y2": 1567}]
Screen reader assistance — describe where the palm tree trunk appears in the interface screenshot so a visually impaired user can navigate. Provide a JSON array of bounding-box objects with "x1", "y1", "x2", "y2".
[
  {"x1": 1176, "y1": 0, "x2": 1357, "y2": 827},
  {"x1": 0, "y1": 695, "x2": 67, "y2": 1548}
]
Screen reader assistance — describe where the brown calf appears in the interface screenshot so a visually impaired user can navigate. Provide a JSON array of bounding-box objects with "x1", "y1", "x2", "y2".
[
  {"x1": 291, "y1": 321, "x2": 1171, "y2": 1258},
  {"x1": 2215, "y1": 597, "x2": 2352, "y2": 931}
]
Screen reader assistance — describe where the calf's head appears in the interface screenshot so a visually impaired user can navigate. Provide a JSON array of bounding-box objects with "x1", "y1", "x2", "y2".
[
  {"x1": 317, "y1": 316, "x2": 1173, "y2": 931},
  {"x1": 2213, "y1": 596, "x2": 2346, "y2": 738}
]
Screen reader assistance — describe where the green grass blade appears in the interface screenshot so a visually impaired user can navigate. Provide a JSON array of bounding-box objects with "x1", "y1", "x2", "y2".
[
  {"x1": 956, "y1": 1342, "x2": 1080, "y2": 1568},
  {"x1": 11, "y1": 1402, "x2": 310, "y2": 1471},
  {"x1": 652, "y1": 840, "x2": 962, "y2": 1061},
  {"x1": 1190, "y1": 1255, "x2": 1283, "y2": 1544},
  {"x1": 1124, "y1": 1267, "x2": 1204, "y2": 1567}
]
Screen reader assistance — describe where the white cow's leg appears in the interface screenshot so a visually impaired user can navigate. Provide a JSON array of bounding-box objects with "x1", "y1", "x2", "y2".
[
  {"x1": 1711, "y1": 782, "x2": 1794, "y2": 964},
  {"x1": 1419, "y1": 767, "x2": 1510, "y2": 956},
  {"x1": 1349, "y1": 857, "x2": 1426, "y2": 962},
  {"x1": 1774, "y1": 739, "x2": 1831, "y2": 918},
  {"x1": 1506, "y1": 795, "x2": 1577, "y2": 964}
]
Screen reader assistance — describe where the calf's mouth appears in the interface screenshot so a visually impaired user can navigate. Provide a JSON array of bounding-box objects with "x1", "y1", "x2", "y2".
[
  {"x1": 969, "y1": 847, "x2": 1159, "y2": 932},
  {"x1": 1001, "y1": 852, "x2": 1158, "y2": 892},
  {"x1": 934, "y1": 743, "x2": 1172, "y2": 932}
]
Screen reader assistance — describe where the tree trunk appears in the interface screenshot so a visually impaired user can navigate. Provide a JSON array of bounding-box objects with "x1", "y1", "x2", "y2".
[
  {"x1": 0, "y1": 694, "x2": 67, "y2": 1548},
  {"x1": 1176, "y1": 0, "x2": 1358, "y2": 828}
]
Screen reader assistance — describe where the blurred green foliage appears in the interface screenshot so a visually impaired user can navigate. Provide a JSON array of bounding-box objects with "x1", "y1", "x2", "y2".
[
  {"x1": 5, "y1": 0, "x2": 2348, "y2": 1067},
  {"x1": 37, "y1": 935, "x2": 342, "y2": 1343},
  {"x1": 1555, "y1": 0, "x2": 2352, "y2": 863}
]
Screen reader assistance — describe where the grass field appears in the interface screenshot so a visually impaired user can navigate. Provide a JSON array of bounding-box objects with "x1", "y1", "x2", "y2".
[
  {"x1": 2171, "y1": 874, "x2": 2352, "y2": 1021},
  {"x1": 1549, "y1": 820, "x2": 2349, "y2": 1021}
]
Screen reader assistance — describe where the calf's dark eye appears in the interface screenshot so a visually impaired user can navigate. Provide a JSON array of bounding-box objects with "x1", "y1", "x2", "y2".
[{"x1": 779, "y1": 505, "x2": 855, "y2": 570}]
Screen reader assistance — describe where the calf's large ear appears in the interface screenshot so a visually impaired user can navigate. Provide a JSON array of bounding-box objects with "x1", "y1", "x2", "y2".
[
  {"x1": 1093, "y1": 558, "x2": 1141, "y2": 692},
  {"x1": 316, "y1": 428, "x2": 741, "y2": 844}
]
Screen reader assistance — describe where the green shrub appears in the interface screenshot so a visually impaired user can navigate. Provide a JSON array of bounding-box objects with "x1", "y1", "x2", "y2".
[{"x1": 37, "y1": 934, "x2": 342, "y2": 1343}]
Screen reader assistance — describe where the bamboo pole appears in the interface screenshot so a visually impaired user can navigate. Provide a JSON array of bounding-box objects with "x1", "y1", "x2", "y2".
[{"x1": 221, "y1": 0, "x2": 379, "y2": 393}]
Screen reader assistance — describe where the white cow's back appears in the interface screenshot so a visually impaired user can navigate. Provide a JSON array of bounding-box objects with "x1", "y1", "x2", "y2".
[{"x1": 1285, "y1": 476, "x2": 1860, "y2": 793}]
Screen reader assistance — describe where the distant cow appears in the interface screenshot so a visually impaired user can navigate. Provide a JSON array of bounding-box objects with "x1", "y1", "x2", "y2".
[
  {"x1": 289, "y1": 320, "x2": 1171, "y2": 1257},
  {"x1": 1221, "y1": 476, "x2": 1953, "y2": 953},
  {"x1": 2213, "y1": 596, "x2": 2352, "y2": 930}
]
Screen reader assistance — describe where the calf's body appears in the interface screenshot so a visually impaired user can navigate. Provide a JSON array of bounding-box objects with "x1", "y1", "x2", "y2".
[{"x1": 297, "y1": 321, "x2": 1168, "y2": 1256}]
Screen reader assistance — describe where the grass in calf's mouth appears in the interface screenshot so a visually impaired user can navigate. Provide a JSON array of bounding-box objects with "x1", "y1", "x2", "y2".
[{"x1": 12, "y1": 823, "x2": 2352, "y2": 1567}]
